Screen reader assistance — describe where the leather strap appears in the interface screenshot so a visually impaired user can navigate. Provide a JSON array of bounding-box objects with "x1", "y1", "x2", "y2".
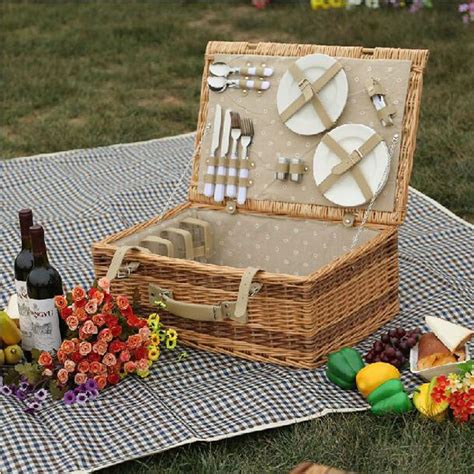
[
  {"x1": 140, "y1": 236, "x2": 175, "y2": 257},
  {"x1": 280, "y1": 61, "x2": 342, "y2": 129},
  {"x1": 289, "y1": 162, "x2": 306, "y2": 174},
  {"x1": 148, "y1": 267, "x2": 261, "y2": 324},
  {"x1": 276, "y1": 161, "x2": 290, "y2": 173},
  {"x1": 318, "y1": 133, "x2": 383, "y2": 202},
  {"x1": 160, "y1": 228, "x2": 194, "y2": 259},
  {"x1": 106, "y1": 246, "x2": 151, "y2": 281}
]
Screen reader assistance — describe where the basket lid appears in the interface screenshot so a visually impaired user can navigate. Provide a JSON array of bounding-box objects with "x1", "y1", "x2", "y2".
[{"x1": 189, "y1": 42, "x2": 429, "y2": 227}]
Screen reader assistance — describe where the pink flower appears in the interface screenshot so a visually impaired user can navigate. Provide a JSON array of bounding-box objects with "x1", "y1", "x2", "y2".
[
  {"x1": 95, "y1": 291, "x2": 105, "y2": 305},
  {"x1": 85, "y1": 299, "x2": 98, "y2": 315},
  {"x1": 82, "y1": 320, "x2": 98, "y2": 335},
  {"x1": 38, "y1": 351, "x2": 53, "y2": 367},
  {"x1": 74, "y1": 373, "x2": 88, "y2": 385},
  {"x1": 103, "y1": 353, "x2": 117, "y2": 367},
  {"x1": 98, "y1": 328, "x2": 113, "y2": 343},
  {"x1": 127, "y1": 334, "x2": 142, "y2": 350},
  {"x1": 77, "y1": 360, "x2": 90, "y2": 373},
  {"x1": 57, "y1": 368, "x2": 69, "y2": 385},
  {"x1": 66, "y1": 315, "x2": 79, "y2": 331},
  {"x1": 42, "y1": 368, "x2": 53, "y2": 377},
  {"x1": 116, "y1": 295, "x2": 130, "y2": 311},
  {"x1": 93, "y1": 340, "x2": 108, "y2": 356},
  {"x1": 60, "y1": 340, "x2": 76, "y2": 354},
  {"x1": 137, "y1": 358, "x2": 149, "y2": 371},
  {"x1": 79, "y1": 341, "x2": 92, "y2": 356},
  {"x1": 98, "y1": 277, "x2": 110, "y2": 292},
  {"x1": 124, "y1": 361, "x2": 136, "y2": 373},
  {"x1": 64, "y1": 359, "x2": 76, "y2": 373},
  {"x1": 139, "y1": 327, "x2": 151, "y2": 341},
  {"x1": 119, "y1": 349, "x2": 131, "y2": 363}
]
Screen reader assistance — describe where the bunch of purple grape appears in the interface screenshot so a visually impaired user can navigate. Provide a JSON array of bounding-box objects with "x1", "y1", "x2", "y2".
[{"x1": 365, "y1": 327, "x2": 421, "y2": 368}]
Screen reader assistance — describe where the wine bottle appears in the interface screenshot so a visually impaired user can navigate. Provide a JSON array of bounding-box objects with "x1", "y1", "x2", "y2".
[
  {"x1": 14, "y1": 209, "x2": 35, "y2": 357},
  {"x1": 27, "y1": 225, "x2": 66, "y2": 352}
]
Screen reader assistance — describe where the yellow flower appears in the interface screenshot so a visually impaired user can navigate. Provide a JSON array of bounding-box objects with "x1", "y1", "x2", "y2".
[
  {"x1": 147, "y1": 313, "x2": 159, "y2": 323},
  {"x1": 166, "y1": 338, "x2": 177, "y2": 350},
  {"x1": 166, "y1": 328, "x2": 177, "y2": 340},
  {"x1": 148, "y1": 347, "x2": 160, "y2": 361},
  {"x1": 448, "y1": 373, "x2": 462, "y2": 391},
  {"x1": 148, "y1": 320, "x2": 159, "y2": 331},
  {"x1": 137, "y1": 369, "x2": 150, "y2": 378},
  {"x1": 150, "y1": 333, "x2": 160, "y2": 346}
]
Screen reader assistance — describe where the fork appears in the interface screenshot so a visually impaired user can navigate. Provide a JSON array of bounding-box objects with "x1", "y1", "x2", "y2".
[
  {"x1": 237, "y1": 118, "x2": 254, "y2": 205},
  {"x1": 225, "y1": 112, "x2": 241, "y2": 198}
]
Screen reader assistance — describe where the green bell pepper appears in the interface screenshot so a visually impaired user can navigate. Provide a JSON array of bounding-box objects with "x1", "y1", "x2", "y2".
[
  {"x1": 370, "y1": 391, "x2": 413, "y2": 416},
  {"x1": 326, "y1": 347, "x2": 365, "y2": 390},
  {"x1": 367, "y1": 379, "x2": 405, "y2": 406}
]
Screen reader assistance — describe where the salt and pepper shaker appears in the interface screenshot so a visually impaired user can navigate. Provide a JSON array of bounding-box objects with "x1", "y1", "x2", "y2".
[{"x1": 275, "y1": 157, "x2": 290, "y2": 181}]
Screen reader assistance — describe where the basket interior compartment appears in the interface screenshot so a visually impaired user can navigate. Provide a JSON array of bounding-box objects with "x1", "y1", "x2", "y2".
[{"x1": 114, "y1": 207, "x2": 380, "y2": 276}]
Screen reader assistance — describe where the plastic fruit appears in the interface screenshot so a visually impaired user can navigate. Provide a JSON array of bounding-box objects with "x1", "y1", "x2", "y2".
[
  {"x1": 326, "y1": 347, "x2": 365, "y2": 389},
  {"x1": 0, "y1": 310, "x2": 22, "y2": 345},
  {"x1": 371, "y1": 391, "x2": 413, "y2": 416},
  {"x1": 0, "y1": 349, "x2": 5, "y2": 366},
  {"x1": 356, "y1": 362, "x2": 401, "y2": 398},
  {"x1": 413, "y1": 381, "x2": 449, "y2": 422},
  {"x1": 4, "y1": 344, "x2": 24, "y2": 364}
]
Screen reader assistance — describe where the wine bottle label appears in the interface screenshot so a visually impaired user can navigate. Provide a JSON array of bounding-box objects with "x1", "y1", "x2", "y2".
[
  {"x1": 15, "y1": 279, "x2": 34, "y2": 351},
  {"x1": 29, "y1": 298, "x2": 62, "y2": 352}
]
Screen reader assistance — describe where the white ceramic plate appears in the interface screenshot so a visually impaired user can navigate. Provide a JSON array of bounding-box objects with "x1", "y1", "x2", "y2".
[
  {"x1": 313, "y1": 124, "x2": 390, "y2": 207},
  {"x1": 410, "y1": 343, "x2": 471, "y2": 382},
  {"x1": 277, "y1": 54, "x2": 348, "y2": 136}
]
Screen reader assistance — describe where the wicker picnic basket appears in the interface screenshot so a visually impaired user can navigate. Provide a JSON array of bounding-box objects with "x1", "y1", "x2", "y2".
[{"x1": 92, "y1": 41, "x2": 429, "y2": 369}]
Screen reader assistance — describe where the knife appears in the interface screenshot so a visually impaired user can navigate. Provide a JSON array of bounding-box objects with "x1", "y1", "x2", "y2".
[
  {"x1": 204, "y1": 105, "x2": 222, "y2": 197},
  {"x1": 213, "y1": 108, "x2": 231, "y2": 203}
]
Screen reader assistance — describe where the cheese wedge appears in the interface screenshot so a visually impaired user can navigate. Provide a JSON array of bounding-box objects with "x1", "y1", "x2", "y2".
[{"x1": 426, "y1": 316, "x2": 474, "y2": 352}]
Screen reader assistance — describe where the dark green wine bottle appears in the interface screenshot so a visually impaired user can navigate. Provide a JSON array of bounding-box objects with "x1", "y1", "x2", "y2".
[
  {"x1": 26, "y1": 225, "x2": 66, "y2": 352},
  {"x1": 14, "y1": 209, "x2": 34, "y2": 357}
]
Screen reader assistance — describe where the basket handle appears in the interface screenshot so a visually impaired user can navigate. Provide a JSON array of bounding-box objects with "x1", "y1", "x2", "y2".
[
  {"x1": 148, "y1": 267, "x2": 261, "y2": 325},
  {"x1": 106, "y1": 246, "x2": 151, "y2": 281}
]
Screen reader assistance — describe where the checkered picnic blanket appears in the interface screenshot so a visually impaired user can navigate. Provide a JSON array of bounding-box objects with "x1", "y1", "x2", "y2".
[{"x1": 1, "y1": 134, "x2": 472, "y2": 473}]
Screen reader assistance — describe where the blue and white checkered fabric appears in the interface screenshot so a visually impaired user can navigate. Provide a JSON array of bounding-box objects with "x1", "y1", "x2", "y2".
[{"x1": 0, "y1": 134, "x2": 472, "y2": 473}]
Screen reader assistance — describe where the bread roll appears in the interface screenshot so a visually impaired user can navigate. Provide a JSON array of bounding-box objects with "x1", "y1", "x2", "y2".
[{"x1": 417, "y1": 333, "x2": 457, "y2": 370}]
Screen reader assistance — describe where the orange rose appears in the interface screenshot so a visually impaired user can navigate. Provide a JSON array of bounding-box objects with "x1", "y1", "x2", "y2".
[
  {"x1": 124, "y1": 361, "x2": 136, "y2": 373},
  {"x1": 119, "y1": 349, "x2": 131, "y2": 363},
  {"x1": 60, "y1": 340, "x2": 75, "y2": 355},
  {"x1": 75, "y1": 307, "x2": 87, "y2": 322},
  {"x1": 57, "y1": 368, "x2": 69, "y2": 385},
  {"x1": 57, "y1": 350, "x2": 67, "y2": 364},
  {"x1": 127, "y1": 334, "x2": 142, "y2": 350},
  {"x1": 79, "y1": 341, "x2": 92, "y2": 356},
  {"x1": 95, "y1": 291, "x2": 105, "y2": 305},
  {"x1": 74, "y1": 373, "x2": 88, "y2": 385},
  {"x1": 92, "y1": 314, "x2": 105, "y2": 327},
  {"x1": 138, "y1": 327, "x2": 151, "y2": 341},
  {"x1": 98, "y1": 328, "x2": 113, "y2": 343},
  {"x1": 82, "y1": 320, "x2": 98, "y2": 335},
  {"x1": 54, "y1": 295, "x2": 68, "y2": 310},
  {"x1": 94, "y1": 375, "x2": 107, "y2": 390},
  {"x1": 71, "y1": 287, "x2": 86, "y2": 302},
  {"x1": 38, "y1": 351, "x2": 53, "y2": 367},
  {"x1": 77, "y1": 360, "x2": 90, "y2": 373},
  {"x1": 116, "y1": 295, "x2": 130, "y2": 311},
  {"x1": 102, "y1": 353, "x2": 117, "y2": 367},
  {"x1": 90, "y1": 361, "x2": 104, "y2": 374},
  {"x1": 64, "y1": 359, "x2": 76, "y2": 373},
  {"x1": 137, "y1": 358, "x2": 149, "y2": 371}
]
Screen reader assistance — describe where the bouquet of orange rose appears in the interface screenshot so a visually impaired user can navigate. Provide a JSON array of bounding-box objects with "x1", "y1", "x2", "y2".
[{"x1": 1, "y1": 278, "x2": 178, "y2": 411}]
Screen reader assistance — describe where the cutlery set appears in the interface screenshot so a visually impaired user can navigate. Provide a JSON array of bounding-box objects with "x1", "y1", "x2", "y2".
[
  {"x1": 207, "y1": 61, "x2": 274, "y2": 93},
  {"x1": 204, "y1": 106, "x2": 254, "y2": 205}
]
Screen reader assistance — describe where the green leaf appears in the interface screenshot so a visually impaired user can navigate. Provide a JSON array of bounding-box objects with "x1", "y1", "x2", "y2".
[
  {"x1": 49, "y1": 379, "x2": 67, "y2": 401},
  {"x1": 3, "y1": 368, "x2": 21, "y2": 385},
  {"x1": 15, "y1": 362, "x2": 43, "y2": 385},
  {"x1": 457, "y1": 360, "x2": 474, "y2": 377}
]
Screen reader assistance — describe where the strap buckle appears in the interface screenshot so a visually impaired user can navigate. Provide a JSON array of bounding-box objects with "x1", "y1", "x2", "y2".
[{"x1": 116, "y1": 262, "x2": 140, "y2": 279}]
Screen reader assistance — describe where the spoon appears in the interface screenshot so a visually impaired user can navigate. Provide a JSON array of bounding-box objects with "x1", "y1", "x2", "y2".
[
  {"x1": 207, "y1": 76, "x2": 271, "y2": 93},
  {"x1": 209, "y1": 62, "x2": 273, "y2": 78}
]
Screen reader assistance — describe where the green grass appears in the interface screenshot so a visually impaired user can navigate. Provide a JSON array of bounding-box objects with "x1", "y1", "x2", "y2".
[{"x1": 1, "y1": 2, "x2": 473, "y2": 473}]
